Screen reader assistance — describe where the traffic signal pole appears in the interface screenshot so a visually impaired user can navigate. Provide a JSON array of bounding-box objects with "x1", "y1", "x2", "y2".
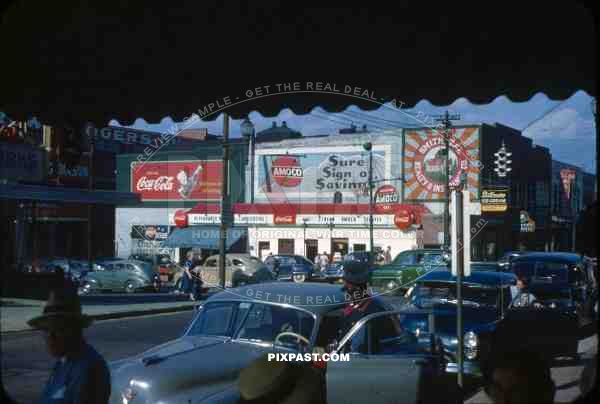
[{"x1": 219, "y1": 113, "x2": 230, "y2": 289}]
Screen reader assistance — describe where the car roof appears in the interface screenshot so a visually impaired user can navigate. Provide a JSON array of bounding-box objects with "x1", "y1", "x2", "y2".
[
  {"x1": 206, "y1": 282, "x2": 349, "y2": 314},
  {"x1": 206, "y1": 253, "x2": 257, "y2": 259},
  {"x1": 418, "y1": 269, "x2": 516, "y2": 286},
  {"x1": 512, "y1": 252, "x2": 583, "y2": 265}
]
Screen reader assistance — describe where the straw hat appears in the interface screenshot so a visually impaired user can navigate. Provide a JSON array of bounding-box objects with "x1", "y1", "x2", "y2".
[{"x1": 27, "y1": 288, "x2": 92, "y2": 330}]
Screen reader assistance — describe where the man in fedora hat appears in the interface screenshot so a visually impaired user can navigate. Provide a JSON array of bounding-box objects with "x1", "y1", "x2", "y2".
[
  {"x1": 338, "y1": 260, "x2": 389, "y2": 339},
  {"x1": 28, "y1": 287, "x2": 110, "y2": 404}
]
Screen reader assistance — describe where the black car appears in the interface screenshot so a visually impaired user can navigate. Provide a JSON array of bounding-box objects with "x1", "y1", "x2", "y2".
[
  {"x1": 264, "y1": 255, "x2": 318, "y2": 283},
  {"x1": 406, "y1": 267, "x2": 583, "y2": 385},
  {"x1": 324, "y1": 252, "x2": 380, "y2": 283},
  {"x1": 406, "y1": 269, "x2": 518, "y2": 381},
  {"x1": 497, "y1": 250, "x2": 533, "y2": 271},
  {"x1": 510, "y1": 252, "x2": 597, "y2": 327}
]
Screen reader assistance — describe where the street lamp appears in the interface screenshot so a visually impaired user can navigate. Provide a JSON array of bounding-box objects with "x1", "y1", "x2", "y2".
[
  {"x1": 241, "y1": 117, "x2": 256, "y2": 203},
  {"x1": 363, "y1": 142, "x2": 374, "y2": 254}
]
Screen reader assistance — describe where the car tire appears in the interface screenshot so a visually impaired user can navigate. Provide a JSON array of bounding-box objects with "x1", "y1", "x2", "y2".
[
  {"x1": 124, "y1": 280, "x2": 136, "y2": 294},
  {"x1": 293, "y1": 273, "x2": 306, "y2": 283}
]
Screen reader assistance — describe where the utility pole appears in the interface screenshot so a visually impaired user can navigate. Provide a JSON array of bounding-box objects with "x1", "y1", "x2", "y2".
[
  {"x1": 219, "y1": 114, "x2": 230, "y2": 289},
  {"x1": 434, "y1": 111, "x2": 461, "y2": 251},
  {"x1": 363, "y1": 142, "x2": 374, "y2": 254},
  {"x1": 86, "y1": 123, "x2": 95, "y2": 272}
]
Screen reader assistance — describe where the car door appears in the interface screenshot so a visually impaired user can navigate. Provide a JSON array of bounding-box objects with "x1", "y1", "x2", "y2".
[
  {"x1": 327, "y1": 311, "x2": 427, "y2": 404},
  {"x1": 111, "y1": 262, "x2": 129, "y2": 291},
  {"x1": 91, "y1": 263, "x2": 113, "y2": 289}
]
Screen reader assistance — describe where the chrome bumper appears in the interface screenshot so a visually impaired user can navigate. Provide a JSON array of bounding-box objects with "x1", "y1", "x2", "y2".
[{"x1": 445, "y1": 362, "x2": 482, "y2": 377}]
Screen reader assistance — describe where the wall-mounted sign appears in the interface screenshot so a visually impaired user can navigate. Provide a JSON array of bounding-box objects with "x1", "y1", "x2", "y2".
[
  {"x1": 188, "y1": 214, "x2": 221, "y2": 225},
  {"x1": 520, "y1": 210, "x2": 536, "y2": 232},
  {"x1": 234, "y1": 214, "x2": 272, "y2": 225},
  {"x1": 130, "y1": 225, "x2": 172, "y2": 240},
  {"x1": 271, "y1": 156, "x2": 303, "y2": 187},
  {"x1": 560, "y1": 168, "x2": 576, "y2": 200},
  {"x1": 394, "y1": 208, "x2": 413, "y2": 230},
  {"x1": 274, "y1": 214, "x2": 297, "y2": 225},
  {"x1": 481, "y1": 188, "x2": 508, "y2": 212},
  {"x1": 174, "y1": 210, "x2": 189, "y2": 228},
  {"x1": 403, "y1": 127, "x2": 480, "y2": 201},
  {"x1": 131, "y1": 160, "x2": 222, "y2": 201},
  {"x1": 296, "y1": 214, "x2": 395, "y2": 226},
  {"x1": 255, "y1": 145, "x2": 391, "y2": 202},
  {"x1": 0, "y1": 143, "x2": 46, "y2": 182},
  {"x1": 374, "y1": 185, "x2": 399, "y2": 213}
]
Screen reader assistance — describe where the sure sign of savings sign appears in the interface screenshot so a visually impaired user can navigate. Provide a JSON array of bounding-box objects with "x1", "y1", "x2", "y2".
[
  {"x1": 374, "y1": 185, "x2": 399, "y2": 213},
  {"x1": 131, "y1": 161, "x2": 222, "y2": 201},
  {"x1": 270, "y1": 156, "x2": 303, "y2": 187}
]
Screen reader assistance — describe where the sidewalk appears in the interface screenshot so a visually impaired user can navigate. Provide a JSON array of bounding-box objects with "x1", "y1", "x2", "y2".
[{"x1": 1, "y1": 297, "x2": 199, "y2": 333}]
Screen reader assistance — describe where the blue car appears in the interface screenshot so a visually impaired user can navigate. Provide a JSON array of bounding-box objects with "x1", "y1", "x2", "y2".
[{"x1": 264, "y1": 255, "x2": 318, "y2": 283}]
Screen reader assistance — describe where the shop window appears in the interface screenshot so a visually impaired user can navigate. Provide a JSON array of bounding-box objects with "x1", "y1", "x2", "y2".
[{"x1": 353, "y1": 244, "x2": 366, "y2": 252}]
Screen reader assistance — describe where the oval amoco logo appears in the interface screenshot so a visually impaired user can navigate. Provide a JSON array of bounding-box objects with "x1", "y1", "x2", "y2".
[
  {"x1": 271, "y1": 156, "x2": 303, "y2": 187},
  {"x1": 375, "y1": 185, "x2": 399, "y2": 213}
]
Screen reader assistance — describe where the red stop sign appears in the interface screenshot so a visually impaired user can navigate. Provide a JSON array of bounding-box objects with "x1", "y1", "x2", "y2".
[
  {"x1": 394, "y1": 208, "x2": 413, "y2": 230},
  {"x1": 374, "y1": 185, "x2": 399, "y2": 213},
  {"x1": 270, "y1": 156, "x2": 303, "y2": 187}
]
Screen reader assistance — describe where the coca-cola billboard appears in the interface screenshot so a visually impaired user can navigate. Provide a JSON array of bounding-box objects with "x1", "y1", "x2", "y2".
[{"x1": 131, "y1": 160, "x2": 222, "y2": 201}]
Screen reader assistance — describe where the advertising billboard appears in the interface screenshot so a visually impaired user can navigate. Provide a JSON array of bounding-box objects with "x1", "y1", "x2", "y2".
[
  {"x1": 130, "y1": 160, "x2": 222, "y2": 201},
  {"x1": 254, "y1": 144, "x2": 392, "y2": 203},
  {"x1": 402, "y1": 127, "x2": 481, "y2": 201}
]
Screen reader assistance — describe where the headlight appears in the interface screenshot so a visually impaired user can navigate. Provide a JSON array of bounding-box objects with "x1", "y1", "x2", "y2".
[{"x1": 464, "y1": 331, "x2": 478, "y2": 360}]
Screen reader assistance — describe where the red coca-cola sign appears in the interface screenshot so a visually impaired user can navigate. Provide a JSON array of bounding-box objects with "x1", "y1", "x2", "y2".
[
  {"x1": 270, "y1": 156, "x2": 303, "y2": 187},
  {"x1": 131, "y1": 161, "x2": 222, "y2": 201},
  {"x1": 274, "y1": 214, "x2": 296, "y2": 225},
  {"x1": 174, "y1": 209, "x2": 188, "y2": 228},
  {"x1": 394, "y1": 208, "x2": 413, "y2": 230}
]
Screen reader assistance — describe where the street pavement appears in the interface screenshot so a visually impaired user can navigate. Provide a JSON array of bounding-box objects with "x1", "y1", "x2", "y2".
[
  {"x1": 1, "y1": 311, "x2": 195, "y2": 404},
  {"x1": 1, "y1": 292, "x2": 199, "y2": 333}
]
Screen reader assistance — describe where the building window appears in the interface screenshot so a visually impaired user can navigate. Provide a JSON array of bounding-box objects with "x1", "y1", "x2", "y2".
[{"x1": 278, "y1": 239, "x2": 295, "y2": 255}]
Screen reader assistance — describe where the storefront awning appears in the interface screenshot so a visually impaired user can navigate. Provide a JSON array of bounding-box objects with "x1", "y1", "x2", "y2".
[
  {"x1": 162, "y1": 226, "x2": 244, "y2": 249},
  {"x1": 0, "y1": 183, "x2": 141, "y2": 205}
]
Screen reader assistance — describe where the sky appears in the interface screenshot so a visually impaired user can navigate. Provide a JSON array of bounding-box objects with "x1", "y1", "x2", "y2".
[{"x1": 111, "y1": 90, "x2": 597, "y2": 174}]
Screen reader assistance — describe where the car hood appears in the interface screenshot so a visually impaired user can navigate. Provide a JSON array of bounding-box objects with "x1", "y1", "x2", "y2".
[
  {"x1": 109, "y1": 335, "x2": 273, "y2": 403},
  {"x1": 422, "y1": 304, "x2": 499, "y2": 338}
]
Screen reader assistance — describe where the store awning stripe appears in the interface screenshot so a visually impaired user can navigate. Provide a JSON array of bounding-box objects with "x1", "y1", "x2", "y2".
[{"x1": 162, "y1": 226, "x2": 243, "y2": 249}]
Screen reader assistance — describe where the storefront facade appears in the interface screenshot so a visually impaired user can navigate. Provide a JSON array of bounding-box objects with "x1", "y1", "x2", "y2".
[{"x1": 115, "y1": 141, "x2": 248, "y2": 261}]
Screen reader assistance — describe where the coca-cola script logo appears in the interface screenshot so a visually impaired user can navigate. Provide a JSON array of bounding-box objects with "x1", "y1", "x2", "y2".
[
  {"x1": 136, "y1": 176, "x2": 175, "y2": 192},
  {"x1": 131, "y1": 161, "x2": 223, "y2": 201}
]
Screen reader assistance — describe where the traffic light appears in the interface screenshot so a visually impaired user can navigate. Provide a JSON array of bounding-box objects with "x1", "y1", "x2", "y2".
[{"x1": 493, "y1": 141, "x2": 512, "y2": 178}]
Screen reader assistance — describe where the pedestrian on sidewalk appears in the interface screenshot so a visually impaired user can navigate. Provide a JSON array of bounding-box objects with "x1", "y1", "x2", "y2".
[
  {"x1": 384, "y1": 246, "x2": 392, "y2": 264},
  {"x1": 180, "y1": 251, "x2": 195, "y2": 300},
  {"x1": 28, "y1": 286, "x2": 110, "y2": 404},
  {"x1": 318, "y1": 251, "x2": 329, "y2": 272}
]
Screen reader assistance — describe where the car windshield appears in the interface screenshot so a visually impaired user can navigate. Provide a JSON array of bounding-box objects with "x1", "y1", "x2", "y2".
[
  {"x1": 513, "y1": 261, "x2": 569, "y2": 283},
  {"x1": 412, "y1": 282, "x2": 500, "y2": 308},
  {"x1": 187, "y1": 301, "x2": 315, "y2": 345}
]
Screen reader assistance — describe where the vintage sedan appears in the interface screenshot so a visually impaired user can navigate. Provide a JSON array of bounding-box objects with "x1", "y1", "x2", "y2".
[
  {"x1": 109, "y1": 283, "x2": 452, "y2": 404},
  {"x1": 197, "y1": 253, "x2": 275, "y2": 288},
  {"x1": 369, "y1": 249, "x2": 448, "y2": 296},
  {"x1": 510, "y1": 252, "x2": 597, "y2": 327},
  {"x1": 264, "y1": 254, "x2": 319, "y2": 283},
  {"x1": 78, "y1": 259, "x2": 159, "y2": 294}
]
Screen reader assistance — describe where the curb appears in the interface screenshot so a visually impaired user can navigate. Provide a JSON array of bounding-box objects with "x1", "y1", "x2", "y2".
[{"x1": 1, "y1": 304, "x2": 198, "y2": 334}]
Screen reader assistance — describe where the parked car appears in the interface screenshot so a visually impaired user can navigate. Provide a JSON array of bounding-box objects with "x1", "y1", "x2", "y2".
[
  {"x1": 43, "y1": 258, "x2": 100, "y2": 282},
  {"x1": 197, "y1": 253, "x2": 275, "y2": 288},
  {"x1": 129, "y1": 253, "x2": 178, "y2": 287},
  {"x1": 325, "y1": 251, "x2": 384, "y2": 283},
  {"x1": 510, "y1": 252, "x2": 598, "y2": 327},
  {"x1": 264, "y1": 254, "x2": 319, "y2": 283},
  {"x1": 497, "y1": 250, "x2": 533, "y2": 271},
  {"x1": 369, "y1": 249, "x2": 448, "y2": 296},
  {"x1": 78, "y1": 259, "x2": 160, "y2": 294},
  {"x1": 109, "y1": 283, "x2": 453, "y2": 404}
]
